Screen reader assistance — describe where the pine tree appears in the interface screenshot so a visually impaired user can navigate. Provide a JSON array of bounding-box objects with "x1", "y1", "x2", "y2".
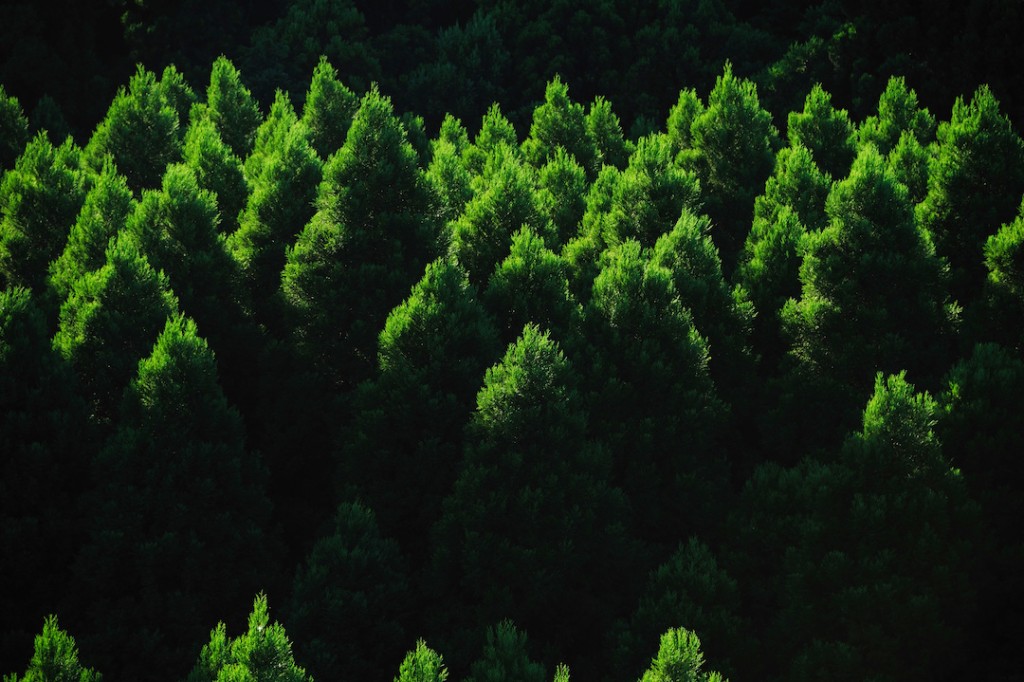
[
  {"x1": 156, "y1": 65, "x2": 197, "y2": 139},
  {"x1": 686, "y1": 63, "x2": 780, "y2": 271},
  {"x1": 243, "y1": 89, "x2": 300, "y2": 185},
  {"x1": 886, "y1": 130, "x2": 931, "y2": 206},
  {"x1": 78, "y1": 316, "x2": 276, "y2": 680},
  {"x1": 426, "y1": 136, "x2": 473, "y2": 226},
  {"x1": 979, "y1": 200, "x2": 1024, "y2": 350},
  {"x1": 0, "y1": 84, "x2": 29, "y2": 172},
  {"x1": 181, "y1": 117, "x2": 248, "y2": 234},
  {"x1": 786, "y1": 84, "x2": 856, "y2": 180},
  {"x1": 464, "y1": 104, "x2": 518, "y2": 176},
  {"x1": 287, "y1": 502, "x2": 410, "y2": 682},
  {"x1": 522, "y1": 77, "x2": 596, "y2": 177},
  {"x1": 52, "y1": 236, "x2": 179, "y2": 423},
  {"x1": 665, "y1": 89, "x2": 704, "y2": 161},
  {"x1": 300, "y1": 57, "x2": 359, "y2": 161},
  {"x1": 196, "y1": 56, "x2": 262, "y2": 159},
  {"x1": 48, "y1": 160, "x2": 135, "y2": 300},
  {"x1": 0, "y1": 133, "x2": 86, "y2": 292},
  {"x1": 753, "y1": 145, "x2": 830, "y2": 233},
  {"x1": 536, "y1": 147, "x2": 587, "y2": 247},
  {"x1": 858, "y1": 76, "x2": 936, "y2": 154},
  {"x1": 465, "y1": 622, "x2": 546, "y2": 682},
  {"x1": 5, "y1": 615, "x2": 101, "y2": 682},
  {"x1": 84, "y1": 65, "x2": 180, "y2": 194},
  {"x1": 638, "y1": 628, "x2": 727, "y2": 682},
  {"x1": 586, "y1": 96, "x2": 630, "y2": 172},
  {"x1": 186, "y1": 595, "x2": 309, "y2": 682},
  {"x1": 917, "y1": 85, "x2": 1024, "y2": 302},
  {"x1": 394, "y1": 641, "x2": 448, "y2": 682}
]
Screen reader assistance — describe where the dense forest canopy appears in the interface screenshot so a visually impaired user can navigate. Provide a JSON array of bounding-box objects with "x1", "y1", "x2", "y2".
[{"x1": 2, "y1": 1, "x2": 1024, "y2": 681}]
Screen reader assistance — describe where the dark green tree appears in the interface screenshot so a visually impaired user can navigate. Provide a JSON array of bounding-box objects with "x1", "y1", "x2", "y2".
[
  {"x1": 300, "y1": 57, "x2": 359, "y2": 161},
  {"x1": 4, "y1": 615, "x2": 101, "y2": 682},
  {"x1": 916, "y1": 85, "x2": 1024, "y2": 302},
  {"x1": 0, "y1": 84, "x2": 29, "y2": 172},
  {"x1": 536, "y1": 147, "x2": 587, "y2": 247},
  {"x1": 586, "y1": 96, "x2": 630, "y2": 172},
  {"x1": 242, "y1": 89, "x2": 300, "y2": 185},
  {"x1": 426, "y1": 136, "x2": 473, "y2": 226},
  {"x1": 0, "y1": 133, "x2": 85, "y2": 292},
  {"x1": 431, "y1": 326, "x2": 636, "y2": 671},
  {"x1": 52, "y1": 236, "x2": 179, "y2": 423},
  {"x1": 0, "y1": 288, "x2": 90, "y2": 670},
  {"x1": 777, "y1": 146, "x2": 954, "y2": 453},
  {"x1": 84, "y1": 65, "x2": 179, "y2": 195},
  {"x1": 786, "y1": 84, "x2": 856, "y2": 180},
  {"x1": 195, "y1": 56, "x2": 262, "y2": 160},
  {"x1": 337, "y1": 258, "x2": 500, "y2": 559},
  {"x1": 753, "y1": 144, "x2": 830, "y2": 233},
  {"x1": 186, "y1": 595, "x2": 309, "y2": 682},
  {"x1": 465, "y1": 622, "x2": 546, "y2": 682},
  {"x1": 48, "y1": 161, "x2": 134, "y2": 300},
  {"x1": 886, "y1": 130, "x2": 932, "y2": 206},
  {"x1": 463, "y1": 104, "x2": 519, "y2": 176},
  {"x1": 638, "y1": 628, "x2": 727, "y2": 682},
  {"x1": 77, "y1": 315, "x2": 276, "y2": 680},
  {"x1": 451, "y1": 144, "x2": 547, "y2": 286},
  {"x1": 857, "y1": 76, "x2": 936, "y2": 154},
  {"x1": 979, "y1": 200, "x2": 1024, "y2": 350},
  {"x1": 686, "y1": 63, "x2": 780, "y2": 270},
  {"x1": 282, "y1": 85, "x2": 438, "y2": 386},
  {"x1": 287, "y1": 502, "x2": 410, "y2": 682},
  {"x1": 584, "y1": 241, "x2": 726, "y2": 544},
  {"x1": 181, "y1": 117, "x2": 248, "y2": 234},
  {"x1": 666, "y1": 89, "x2": 704, "y2": 161}
]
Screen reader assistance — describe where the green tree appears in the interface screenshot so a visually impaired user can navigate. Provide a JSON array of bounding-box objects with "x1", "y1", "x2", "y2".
[
  {"x1": 979, "y1": 200, "x2": 1024, "y2": 350},
  {"x1": 300, "y1": 57, "x2": 359, "y2": 161},
  {"x1": 465, "y1": 622, "x2": 546, "y2": 682},
  {"x1": 584, "y1": 241, "x2": 726, "y2": 544},
  {"x1": 522, "y1": 77, "x2": 596, "y2": 177},
  {"x1": 536, "y1": 147, "x2": 587, "y2": 247},
  {"x1": 734, "y1": 373, "x2": 979, "y2": 682},
  {"x1": 4, "y1": 615, "x2": 101, "y2": 682},
  {"x1": 282, "y1": 86, "x2": 438, "y2": 386},
  {"x1": 48, "y1": 161, "x2": 134, "y2": 300},
  {"x1": 156, "y1": 64, "x2": 197, "y2": 139},
  {"x1": 586, "y1": 96, "x2": 630, "y2": 171},
  {"x1": 786, "y1": 84, "x2": 856, "y2": 179},
  {"x1": 77, "y1": 316, "x2": 276, "y2": 680},
  {"x1": 686, "y1": 63, "x2": 780, "y2": 271},
  {"x1": 917, "y1": 85, "x2": 1024, "y2": 302},
  {"x1": 463, "y1": 103, "x2": 518, "y2": 176},
  {"x1": 0, "y1": 133, "x2": 85, "y2": 292},
  {"x1": 181, "y1": 117, "x2": 248, "y2": 234},
  {"x1": 638, "y1": 628, "x2": 727, "y2": 682},
  {"x1": 857, "y1": 76, "x2": 936, "y2": 154},
  {"x1": 777, "y1": 147, "x2": 954, "y2": 453},
  {"x1": 337, "y1": 258, "x2": 500, "y2": 560},
  {"x1": 287, "y1": 502, "x2": 410, "y2": 682},
  {"x1": 394, "y1": 641, "x2": 448, "y2": 682},
  {"x1": 426, "y1": 136, "x2": 473, "y2": 226},
  {"x1": 196, "y1": 56, "x2": 262, "y2": 159},
  {"x1": 186, "y1": 595, "x2": 309, "y2": 682},
  {"x1": 84, "y1": 65, "x2": 180, "y2": 194},
  {"x1": 0, "y1": 84, "x2": 29, "y2": 172},
  {"x1": 483, "y1": 227, "x2": 581, "y2": 349},
  {"x1": 431, "y1": 326, "x2": 636, "y2": 670},
  {"x1": 886, "y1": 130, "x2": 931, "y2": 206},
  {"x1": 665, "y1": 89, "x2": 704, "y2": 161},
  {"x1": 753, "y1": 144, "x2": 830, "y2": 233},
  {"x1": 0, "y1": 288, "x2": 90, "y2": 670},
  {"x1": 52, "y1": 236, "x2": 179, "y2": 423},
  {"x1": 242, "y1": 90, "x2": 300, "y2": 185},
  {"x1": 451, "y1": 143, "x2": 546, "y2": 286}
]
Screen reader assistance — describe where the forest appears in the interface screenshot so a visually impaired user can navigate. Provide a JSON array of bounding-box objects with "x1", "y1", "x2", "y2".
[{"x1": 2, "y1": 0, "x2": 1024, "y2": 681}]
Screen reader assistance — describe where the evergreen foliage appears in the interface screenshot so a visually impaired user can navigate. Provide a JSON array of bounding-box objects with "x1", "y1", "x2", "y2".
[
  {"x1": 300, "y1": 57, "x2": 359, "y2": 161},
  {"x1": 198, "y1": 57, "x2": 262, "y2": 160},
  {"x1": 0, "y1": 85, "x2": 29, "y2": 172},
  {"x1": 787, "y1": 84, "x2": 856, "y2": 179},
  {"x1": 4, "y1": 616, "x2": 101, "y2": 682},
  {"x1": 181, "y1": 117, "x2": 248, "y2": 234}
]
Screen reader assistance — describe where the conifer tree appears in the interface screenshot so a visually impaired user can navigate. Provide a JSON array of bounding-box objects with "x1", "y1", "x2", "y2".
[
  {"x1": 522, "y1": 77, "x2": 596, "y2": 177},
  {"x1": 196, "y1": 56, "x2": 262, "y2": 159},
  {"x1": 465, "y1": 622, "x2": 546, "y2": 682},
  {"x1": 300, "y1": 57, "x2": 359, "y2": 161},
  {"x1": 48, "y1": 160, "x2": 135, "y2": 300},
  {"x1": 584, "y1": 241, "x2": 726, "y2": 543},
  {"x1": 243, "y1": 89, "x2": 300, "y2": 185},
  {"x1": 778, "y1": 147, "x2": 954, "y2": 451},
  {"x1": 431, "y1": 326, "x2": 636, "y2": 668},
  {"x1": 395, "y1": 641, "x2": 448, "y2": 682},
  {"x1": 536, "y1": 147, "x2": 587, "y2": 247},
  {"x1": 917, "y1": 85, "x2": 1024, "y2": 302},
  {"x1": 0, "y1": 288, "x2": 90, "y2": 669},
  {"x1": 181, "y1": 117, "x2": 247, "y2": 234},
  {"x1": 886, "y1": 130, "x2": 931, "y2": 206},
  {"x1": 282, "y1": 86, "x2": 438, "y2": 386},
  {"x1": 337, "y1": 258, "x2": 500, "y2": 559},
  {"x1": 156, "y1": 65, "x2": 197, "y2": 138},
  {"x1": 78, "y1": 316, "x2": 275, "y2": 679},
  {"x1": 287, "y1": 502, "x2": 410, "y2": 682},
  {"x1": 753, "y1": 144, "x2": 830, "y2": 233},
  {"x1": 639, "y1": 629, "x2": 726, "y2": 682},
  {"x1": 666, "y1": 89, "x2": 704, "y2": 161},
  {"x1": 4, "y1": 616, "x2": 101, "y2": 682},
  {"x1": 186, "y1": 595, "x2": 309, "y2": 682},
  {"x1": 451, "y1": 144, "x2": 547, "y2": 286},
  {"x1": 586, "y1": 96, "x2": 630, "y2": 171},
  {"x1": 686, "y1": 64, "x2": 780, "y2": 270},
  {"x1": 0, "y1": 134, "x2": 86, "y2": 292},
  {"x1": 979, "y1": 200, "x2": 1024, "y2": 350},
  {"x1": 52, "y1": 236, "x2": 179, "y2": 423},
  {"x1": 858, "y1": 76, "x2": 936, "y2": 154},
  {"x1": 426, "y1": 137, "x2": 473, "y2": 226},
  {"x1": 786, "y1": 84, "x2": 856, "y2": 179},
  {"x1": 464, "y1": 104, "x2": 518, "y2": 175},
  {"x1": 84, "y1": 65, "x2": 180, "y2": 194},
  {"x1": 0, "y1": 84, "x2": 29, "y2": 172}
]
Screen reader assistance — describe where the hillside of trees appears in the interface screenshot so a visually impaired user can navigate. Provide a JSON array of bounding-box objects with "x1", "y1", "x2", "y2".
[{"x1": 3, "y1": 3, "x2": 1024, "y2": 682}]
